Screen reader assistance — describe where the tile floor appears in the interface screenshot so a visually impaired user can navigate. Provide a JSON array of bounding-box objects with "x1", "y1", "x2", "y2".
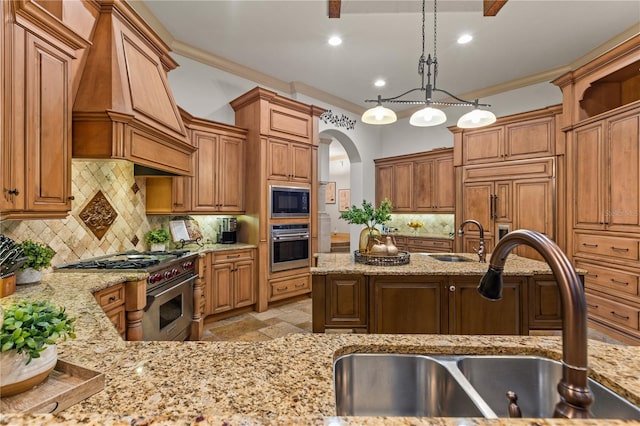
[{"x1": 202, "y1": 297, "x2": 629, "y2": 345}]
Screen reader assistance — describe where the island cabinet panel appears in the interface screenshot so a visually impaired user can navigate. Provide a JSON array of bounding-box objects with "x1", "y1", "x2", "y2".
[
  {"x1": 528, "y1": 276, "x2": 562, "y2": 330},
  {"x1": 448, "y1": 276, "x2": 525, "y2": 335},
  {"x1": 369, "y1": 276, "x2": 447, "y2": 334},
  {"x1": 325, "y1": 275, "x2": 367, "y2": 329}
]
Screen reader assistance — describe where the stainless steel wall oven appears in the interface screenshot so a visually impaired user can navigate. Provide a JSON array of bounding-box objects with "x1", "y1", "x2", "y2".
[{"x1": 270, "y1": 224, "x2": 310, "y2": 272}]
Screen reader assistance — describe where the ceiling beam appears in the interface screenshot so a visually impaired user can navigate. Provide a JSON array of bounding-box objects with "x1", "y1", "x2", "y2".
[
  {"x1": 328, "y1": 0, "x2": 341, "y2": 18},
  {"x1": 484, "y1": 0, "x2": 508, "y2": 16}
]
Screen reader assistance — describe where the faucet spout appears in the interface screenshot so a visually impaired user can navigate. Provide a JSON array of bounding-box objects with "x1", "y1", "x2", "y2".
[
  {"x1": 478, "y1": 229, "x2": 593, "y2": 418},
  {"x1": 457, "y1": 219, "x2": 486, "y2": 263}
]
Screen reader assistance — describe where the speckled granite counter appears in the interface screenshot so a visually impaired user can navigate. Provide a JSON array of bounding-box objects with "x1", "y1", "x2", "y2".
[
  {"x1": 311, "y1": 252, "x2": 561, "y2": 275},
  {"x1": 1, "y1": 268, "x2": 638, "y2": 425}
]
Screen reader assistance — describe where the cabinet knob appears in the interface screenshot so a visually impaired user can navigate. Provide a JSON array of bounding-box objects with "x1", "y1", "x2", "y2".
[
  {"x1": 7, "y1": 188, "x2": 19, "y2": 195},
  {"x1": 68, "y1": 195, "x2": 75, "y2": 200},
  {"x1": 449, "y1": 285, "x2": 456, "y2": 292}
]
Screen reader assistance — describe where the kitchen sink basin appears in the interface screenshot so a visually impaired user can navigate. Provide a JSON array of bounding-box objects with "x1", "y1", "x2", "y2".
[
  {"x1": 333, "y1": 354, "x2": 640, "y2": 419},
  {"x1": 334, "y1": 354, "x2": 485, "y2": 417},
  {"x1": 427, "y1": 254, "x2": 475, "y2": 262},
  {"x1": 458, "y1": 355, "x2": 640, "y2": 419}
]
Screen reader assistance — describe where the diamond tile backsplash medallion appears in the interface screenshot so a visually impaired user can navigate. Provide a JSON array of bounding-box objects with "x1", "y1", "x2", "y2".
[{"x1": 79, "y1": 190, "x2": 118, "y2": 239}]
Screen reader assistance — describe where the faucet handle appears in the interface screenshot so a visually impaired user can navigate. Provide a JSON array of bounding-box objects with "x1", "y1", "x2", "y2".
[{"x1": 472, "y1": 246, "x2": 479, "y2": 254}]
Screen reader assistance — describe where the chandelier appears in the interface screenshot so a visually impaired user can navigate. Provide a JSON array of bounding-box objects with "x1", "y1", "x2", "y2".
[{"x1": 361, "y1": 0, "x2": 497, "y2": 129}]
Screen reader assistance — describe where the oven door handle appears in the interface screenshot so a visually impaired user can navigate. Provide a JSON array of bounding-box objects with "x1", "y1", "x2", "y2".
[{"x1": 273, "y1": 234, "x2": 310, "y2": 241}]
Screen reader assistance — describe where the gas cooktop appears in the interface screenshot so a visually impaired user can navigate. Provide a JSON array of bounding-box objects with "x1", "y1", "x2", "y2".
[{"x1": 55, "y1": 250, "x2": 192, "y2": 271}]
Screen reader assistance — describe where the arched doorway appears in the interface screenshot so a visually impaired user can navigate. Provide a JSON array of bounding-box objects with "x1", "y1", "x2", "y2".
[{"x1": 318, "y1": 129, "x2": 362, "y2": 253}]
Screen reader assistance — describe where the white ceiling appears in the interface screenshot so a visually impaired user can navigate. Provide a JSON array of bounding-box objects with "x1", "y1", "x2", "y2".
[{"x1": 138, "y1": 0, "x2": 640, "y2": 115}]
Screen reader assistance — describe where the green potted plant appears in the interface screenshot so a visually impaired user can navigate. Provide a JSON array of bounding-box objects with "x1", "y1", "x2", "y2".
[
  {"x1": 145, "y1": 228, "x2": 171, "y2": 252},
  {"x1": 0, "y1": 300, "x2": 76, "y2": 396},
  {"x1": 340, "y1": 198, "x2": 393, "y2": 253},
  {"x1": 15, "y1": 240, "x2": 56, "y2": 285}
]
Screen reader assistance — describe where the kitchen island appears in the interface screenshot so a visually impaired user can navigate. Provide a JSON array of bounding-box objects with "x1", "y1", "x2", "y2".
[
  {"x1": 311, "y1": 252, "x2": 570, "y2": 335},
  {"x1": 1, "y1": 267, "x2": 639, "y2": 425}
]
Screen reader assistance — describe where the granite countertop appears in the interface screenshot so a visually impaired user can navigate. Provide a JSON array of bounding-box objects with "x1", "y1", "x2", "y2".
[
  {"x1": 311, "y1": 252, "x2": 564, "y2": 276},
  {"x1": 181, "y1": 242, "x2": 257, "y2": 254},
  {"x1": 1, "y1": 269, "x2": 638, "y2": 425}
]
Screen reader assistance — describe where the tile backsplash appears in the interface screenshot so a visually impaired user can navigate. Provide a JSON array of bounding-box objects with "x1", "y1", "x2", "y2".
[
  {"x1": 386, "y1": 213, "x2": 455, "y2": 237},
  {"x1": 0, "y1": 160, "x2": 231, "y2": 267}
]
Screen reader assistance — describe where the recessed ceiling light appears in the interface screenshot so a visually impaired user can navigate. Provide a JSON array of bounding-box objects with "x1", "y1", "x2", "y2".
[
  {"x1": 328, "y1": 36, "x2": 342, "y2": 46},
  {"x1": 457, "y1": 34, "x2": 473, "y2": 44},
  {"x1": 374, "y1": 79, "x2": 386, "y2": 87}
]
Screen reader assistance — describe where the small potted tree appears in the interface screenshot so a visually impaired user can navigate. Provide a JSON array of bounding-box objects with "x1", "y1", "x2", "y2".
[
  {"x1": 0, "y1": 300, "x2": 76, "y2": 396},
  {"x1": 145, "y1": 228, "x2": 171, "y2": 252},
  {"x1": 15, "y1": 240, "x2": 56, "y2": 285},
  {"x1": 340, "y1": 198, "x2": 393, "y2": 253}
]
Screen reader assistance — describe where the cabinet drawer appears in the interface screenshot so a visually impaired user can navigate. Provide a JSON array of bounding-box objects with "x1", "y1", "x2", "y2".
[
  {"x1": 104, "y1": 305, "x2": 126, "y2": 336},
  {"x1": 586, "y1": 292, "x2": 640, "y2": 331},
  {"x1": 577, "y1": 261, "x2": 639, "y2": 298},
  {"x1": 94, "y1": 284, "x2": 125, "y2": 311},
  {"x1": 574, "y1": 233, "x2": 639, "y2": 261},
  {"x1": 212, "y1": 250, "x2": 253, "y2": 264},
  {"x1": 269, "y1": 274, "x2": 311, "y2": 301},
  {"x1": 406, "y1": 237, "x2": 453, "y2": 250}
]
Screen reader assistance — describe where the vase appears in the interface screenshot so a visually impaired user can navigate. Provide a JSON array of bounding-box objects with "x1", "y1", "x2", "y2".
[
  {"x1": 150, "y1": 243, "x2": 166, "y2": 252},
  {"x1": 358, "y1": 227, "x2": 381, "y2": 254},
  {"x1": 0, "y1": 345, "x2": 57, "y2": 397},
  {"x1": 15, "y1": 268, "x2": 42, "y2": 285}
]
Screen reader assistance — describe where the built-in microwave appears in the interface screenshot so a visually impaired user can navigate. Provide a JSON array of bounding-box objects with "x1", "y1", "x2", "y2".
[{"x1": 270, "y1": 185, "x2": 310, "y2": 218}]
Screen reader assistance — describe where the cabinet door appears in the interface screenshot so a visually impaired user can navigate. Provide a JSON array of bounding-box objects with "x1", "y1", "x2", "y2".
[
  {"x1": 513, "y1": 178, "x2": 553, "y2": 260},
  {"x1": 462, "y1": 127, "x2": 503, "y2": 164},
  {"x1": 375, "y1": 165, "x2": 393, "y2": 206},
  {"x1": 413, "y1": 158, "x2": 434, "y2": 210},
  {"x1": 573, "y1": 123, "x2": 605, "y2": 229},
  {"x1": 449, "y1": 277, "x2": 524, "y2": 335},
  {"x1": 171, "y1": 177, "x2": 191, "y2": 212},
  {"x1": 325, "y1": 274, "x2": 367, "y2": 327},
  {"x1": 607, "y1": 111, "x2": 640, "y2": 231},
  {"x1": 210, "y1": 262, "x2": 234, "y2": 314},
  {"x1": 462, "y1": 236, "x2": 494, "y2": 256},
  {"x1": 494, "y1": 181, "x2": 511, "y2": 223},
  {"x1": 504, "y1": 117, "x2": 554, "y2": 161},
  {"x1": 191, "y1": 131, "x2": 218, "y2": 211},
  {"x1": 233, "y1": 259, "x2": 255, "y2": 308},
  {"x1": 370, "y1": 276, "x2": 446, "y2": 334},
  {"x1": 434, "y1": 156, "x2": 454, "y2": 211},
  {"x1": 529, "y1": 276, "x2": 561, "y2": 330},
  {"x1": 290, "y1": 142, "x2": 312, "y2": 182},
  {"x1": 462, "y1": 182, "x2": 493, "y2": 233},
  {"x1": 217, "y1": 135, "x2": 245, "y2": 211},
  {"x1": 24, "y1": 32, "x2": 72, "y2": 213},
  {"x1": 392, "y1": 162, "x2": 413, "y2": 211},
  {"x1": 267, "y1": 139, "x2": 291, "y2": 180}
]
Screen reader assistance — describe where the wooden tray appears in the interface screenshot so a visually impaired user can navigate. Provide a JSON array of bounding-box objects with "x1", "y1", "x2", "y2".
[{"x1": 1, "y1": 359, "x2": 105, "y2": 414}]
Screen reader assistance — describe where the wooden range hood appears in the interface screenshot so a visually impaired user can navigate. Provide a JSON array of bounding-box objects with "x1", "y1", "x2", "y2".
[{"x1": 72, "y1": 0, "x2": 195, "y2": 176}]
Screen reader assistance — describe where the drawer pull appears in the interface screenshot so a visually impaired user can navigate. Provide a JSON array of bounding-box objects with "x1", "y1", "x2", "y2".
[
  {"x1": 610, "y1": 279, "x2": 629, "y2": 287},
  {"x1": 227, "y1": 254, "x2": 241, "y2": 258},
  {"x1": 294, "y1": 282, "x2": 306, "y2": 288},
  {"x1": 276, "y1": 286, "x2": 288, "y2": 292},
  {"x1": 582, "y1": 243, "x2": 598, "y2": 248},
  {"x1": 610, "y1": 311, "x2": 630, "y2": 320},
  {"x1": 108, "y1": 296, "x2": 117, "y2": 303},
  {"x1": 586, "y1": 273, "x2": 598, "y2": 278},
  {"x1": 610, "y1": 246, "x2": 629, "y2": 252},
  {"x1": 587, "y1": 303, "x2": 599, "y2": 309}
]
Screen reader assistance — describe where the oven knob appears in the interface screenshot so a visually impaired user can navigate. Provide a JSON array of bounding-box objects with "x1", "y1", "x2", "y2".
[
  {"x1": 149, "y1": 273, "x2": 162, "y2": 284},
  {"x1": 183, "y1": 261, "x2": 193, "y2": 269},
  {"x1": 172, "y1": 268, "x2": 179, "y2": 277},
  {"x1": 163, "y1": 271, "x2": 172, "y2": 279}
]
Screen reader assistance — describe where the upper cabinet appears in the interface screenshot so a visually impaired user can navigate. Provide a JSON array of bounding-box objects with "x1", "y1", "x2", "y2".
[
  {"x1": 267, "y1": 138, "x2": 312, "y2": 183},
  {"x1": 1, "y1": 0, "x2": 90, "y2": 219},
  {"x1": 375, "y1": 148, "x2": 454, "y2": 213},
  {"x1": 146, "y1": 111, "x2": 247, "y2": 215}
]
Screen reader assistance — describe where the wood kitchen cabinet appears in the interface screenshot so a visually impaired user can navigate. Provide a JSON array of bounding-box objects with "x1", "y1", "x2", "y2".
[
  {"x1": 268, "y1": 138, "x2": 312, "y2": 183},
  {"x1": 94, "y1": 284, "x2": 126, "y2": 339},
  {"x1": 554, "y1": 34, "x2": 640, "y2": 344},
  {"x1": 145, "y1": 112, "x2": 247, "y2": 215},
  {"x1": 205, "y1": 249, "x2": 256, "y2": 316},
  {"x1": 312, "y1": 274, "x2": 367, "y2": 332},
  {"x1": 1, "y1": 2, "x2": 86, "y2": 219},
  {"x1": 375, "y1": 148, "x2": 454, "y2": 213}
]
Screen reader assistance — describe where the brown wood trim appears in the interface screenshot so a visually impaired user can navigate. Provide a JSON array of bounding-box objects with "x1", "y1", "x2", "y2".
[
  {"x1": 483, "y1": 0, "x2": 508, "y2": 16},
  {"x1": 328, "y1": 0, "x2": 341, "y2": 18}
]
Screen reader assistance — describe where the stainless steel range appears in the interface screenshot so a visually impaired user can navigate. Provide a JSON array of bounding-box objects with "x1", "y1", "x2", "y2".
[{"x1": 57, "y1": 250, "x2": 198, "y2": 341}]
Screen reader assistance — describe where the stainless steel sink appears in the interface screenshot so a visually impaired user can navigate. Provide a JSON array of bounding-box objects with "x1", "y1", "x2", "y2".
[
  {"x1": 334, "y1": 354, "x2": 485, "y2": 417},
  {"x1": 458, "y1": 355, "x2": 640, "y2": 419},
  {"x1": 333, "y1": 354, "x2": 640, "y2": 419},
  {"x1": 427, "y1": 254, "x2": 475, "y2": 262}
]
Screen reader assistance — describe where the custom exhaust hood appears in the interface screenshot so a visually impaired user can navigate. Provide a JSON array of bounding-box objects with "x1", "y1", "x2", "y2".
[{"x1": 72, "y1": 0, "x2": 195, "y2": 176}]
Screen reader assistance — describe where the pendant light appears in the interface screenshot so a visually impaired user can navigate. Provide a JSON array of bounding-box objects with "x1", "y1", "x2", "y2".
[{"x1": 361, "y1": 0, "x2": 496, "y2": 128}]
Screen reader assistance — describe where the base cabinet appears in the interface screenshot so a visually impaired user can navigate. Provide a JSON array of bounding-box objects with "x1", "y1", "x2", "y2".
[
  {"x1": 205, "y1": 250, "x2": 256, "y2": 316},
  {"x1": 313, "y1": 273, "x2": 563, "y2": 335},
  {"x1": 94, "y1": 284, "x2": 126, "y2": 339}
]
